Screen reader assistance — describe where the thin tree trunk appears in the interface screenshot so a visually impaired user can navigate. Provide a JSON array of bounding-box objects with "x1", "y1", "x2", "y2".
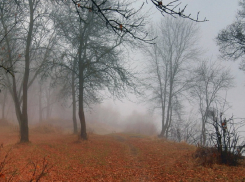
[
  {"x1": 78, "y1": 57, "x2": 87, "y2": 139},
  {"x1": 39, "y1": 83, "x2": 42, "y2": 122},
  {"x1": 166, "y1": 105, "x2": 173, "y2": 138},
  {"x1": 72, "y1": 59, "x2": 78, "y2": 134},
  {"x1": 154, "y1": 45, "x2": 168, "y2": 138},
  {"x1": 78, "y1": 31, "x2": 87, "y2": 140},
  {"x1": 201, "y1": 117, "x2": 206, "y2": 146},
  {"x1": 164, "y1": 91, "x2": 172, "y2": 138},
  {"x1": 163, "y1": 61, "x2": 173, "y2": 138},
  {"x1": 46, "y1": 91, "x2": 50, "y2": 120},
  {"x1": 162, "y1": 46, "x2": 173, "y2": 138},
  {"x1": 201, "y1": 108, "x2": 208, "y2": 145},
  {"x1": 160, "y1": 64, "x2": 168, "y2": 137}
]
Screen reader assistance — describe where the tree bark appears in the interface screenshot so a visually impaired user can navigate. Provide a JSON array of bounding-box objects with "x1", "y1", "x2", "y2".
[
  {"x1": 1, "y1": 89, "x2": 7, "y2": 119},
  {"x1": 201, "y1": 115, "x2": 206, "y2": 146},
  {"x1": 77, "y1": 10, "x2": 94, "y2": 140},
  {"x1": 163, "y1": 47, "x2": 173, "y2": 138},
  {"x1": 159, "y1": 63, "x2": 168, "y2": 137},
  {"x1": 78, "y1": 27, "x2": 87, "y2": 140},
  {"x1": 153, "y1": 45, "x2": 164, "y2": 138},
  {"x1": 46, "y1": 90, "x2": 50, "y2": 120},
  {"x1": 39, "y1": 83, "x2": 42, "y2": 122},
  {"x1": 20, "y1": 0, "x2": 34, "y2": 142},
  {"x1": 166, "y1": 106, "x2": 173, "y2": 138},
  {"x1": 78, "y1": 57, "x2": 87, "y2": 139},
  {"x1": 72, "y1": 58, "x2": 78, "y2": 134}
]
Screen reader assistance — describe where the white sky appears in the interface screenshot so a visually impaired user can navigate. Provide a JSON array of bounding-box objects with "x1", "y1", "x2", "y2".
[
  {"x1": 182, "y1": 0, "x2": 245, "y2": 119},
  {"x1": 101, "y1": 0, "x2": 245, "y2": 126}
]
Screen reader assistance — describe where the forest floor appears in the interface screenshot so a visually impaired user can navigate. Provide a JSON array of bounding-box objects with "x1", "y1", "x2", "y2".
[{"x1": 0, "y1": 125, "x2": 245, "y2": 182}]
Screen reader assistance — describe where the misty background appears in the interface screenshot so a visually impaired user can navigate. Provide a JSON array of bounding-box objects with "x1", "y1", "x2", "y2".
[
  {"x1": 102, "y1": 0, "x2": 245, "y2": 132},
  {"x1": 0, "y1": 0, "x2": 244, "y2": 143}
]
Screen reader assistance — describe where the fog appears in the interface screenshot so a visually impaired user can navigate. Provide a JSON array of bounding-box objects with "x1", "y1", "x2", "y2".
[
  {"x1": 0, "y1": 86, "x2": 158, "y2": 135},
  {"x1": 0, "y1": 0, "x2": 244, "y2": 144}
]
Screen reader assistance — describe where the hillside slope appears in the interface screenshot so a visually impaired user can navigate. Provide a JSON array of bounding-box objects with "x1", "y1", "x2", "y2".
[{"x1": 0, "y1": 126, "x2": 245, "y2": 181}]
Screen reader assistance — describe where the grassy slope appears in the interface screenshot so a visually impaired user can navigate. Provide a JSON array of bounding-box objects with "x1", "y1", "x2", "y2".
[{"x1": 0, "y1": 126, "x2": 245, "y2": 181}]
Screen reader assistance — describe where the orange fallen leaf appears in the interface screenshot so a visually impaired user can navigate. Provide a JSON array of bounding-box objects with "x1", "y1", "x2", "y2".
[{"x1": 0, "y1": 173, "x2": 5, "y2": 178}]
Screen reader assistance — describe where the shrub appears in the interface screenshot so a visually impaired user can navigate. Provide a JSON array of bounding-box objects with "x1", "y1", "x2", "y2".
[
  {"x1": 193, "y1": 146, "x2": 220, "y2": 166},
  {"x1": 209, "y1": 112, "x2": 245, "y2": 166},
  {"x1": 194, "y1": 110, "x2": 245, "y2": 166},
  {"x1": 193, "y1": 145, "x2": 244, "y2": 166}
]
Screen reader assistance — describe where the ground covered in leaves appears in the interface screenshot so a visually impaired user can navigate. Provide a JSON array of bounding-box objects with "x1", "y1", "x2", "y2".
[{"x1": 0, "y1": 126, "x2": 245, "y2": 181}]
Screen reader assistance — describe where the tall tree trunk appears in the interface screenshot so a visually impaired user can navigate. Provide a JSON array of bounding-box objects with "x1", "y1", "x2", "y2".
[
  {"x1": 160, "y1": 63, "x2": 168, "y2": 137},
  {"x1": 162, "y1": 46, "x2": 173, "y2": 138},
  {"x1": 20, "y1": 0, "x2": 34, "y2": 142},
  {"x1": 78, "y1": 31, "x2": 87, "y2": 140},
  {"x1": 72, "y1": 59, "x2": 78, "y2": 134},
  {"x1": 154, "y1": 46, "x2": 165, "y2": 138},
  {"x1": 77, "y1": 10, "x2": 93, "y2": 140},
  {"x1": 163, "y1": 59, "x2": 173, "y2": 138},
  {"x1": 78, "y1": 57, "x2": 87, "y2": 139},
  {"x1": 153, "y1": 45, "x2": 169, "y2": 138}
]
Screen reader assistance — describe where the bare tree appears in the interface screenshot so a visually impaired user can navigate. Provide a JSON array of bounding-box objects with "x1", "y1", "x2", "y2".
[
  {"x1": 0, "y1": 0, "x2": 37, "y2": 142},
  {"x1": 0, "y1": 0, "x2": 58, "y2": 142},
  {"x1": 144, "y1": 16, "x2": 200, "y2": 138},
  {"x1": 190, "y1": 60, "x2": 234, "y2": 145},
  {"x1": 48, "y1": 1, "x2": 139, "y2": 140},
  {"x1": 216, "y1": 0, "x2": 245, "y2": 70}
]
